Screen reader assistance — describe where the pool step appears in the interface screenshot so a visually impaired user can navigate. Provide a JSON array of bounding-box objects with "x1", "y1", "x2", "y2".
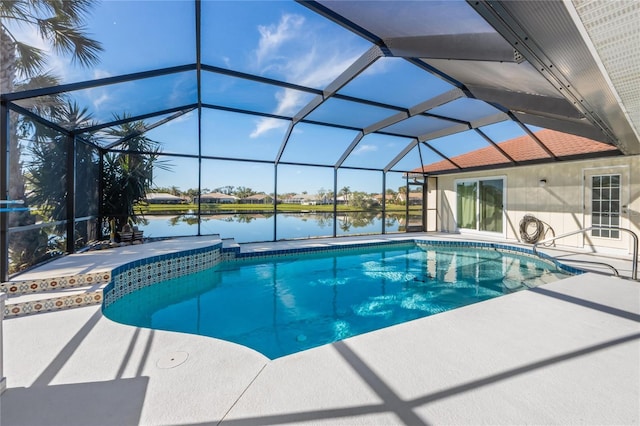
[
  {"x1": 2, "y1": 236, "x2": 228, "y2": 318},
  {"x1": 3, "y1": 283, "x2": 105, "y2": 318},
  {"x1": 1, "y1": 273, "x2": 109, "y2": 317},
  {"x1": 1, "y1": 272, "x2": 109, "y2": 318}
]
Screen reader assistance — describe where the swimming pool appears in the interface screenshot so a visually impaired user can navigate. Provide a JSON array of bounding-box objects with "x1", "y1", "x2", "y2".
[{"x1": 103, "y1": 241, "x2": 575, "y2": 359}]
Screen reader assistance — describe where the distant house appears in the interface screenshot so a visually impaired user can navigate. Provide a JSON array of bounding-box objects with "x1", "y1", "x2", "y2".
[
  {"x1": 241, "y1": 194, "x2": 273, "y2": 204},
  {"x1": 145, "y1": 192, "x2": 185, "y2": 204},
  {"x1": 396, "y1": 192, "x2": 423, "y2": 205},
  {"x1": 195, "y1": 192, "x2": 238, "y2": 204},
  {"x1": 281, "y1": 194, "x2": 304, "y2": 204},
  {"x1": 281, "y1": 193, "x2": 329, "y2": 205},
  {"x1": 300, "y1": 193, "x2": 327, "y2": 205}
]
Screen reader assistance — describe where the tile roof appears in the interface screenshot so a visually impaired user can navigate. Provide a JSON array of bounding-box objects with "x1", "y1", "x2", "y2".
[{"x1": 417, "y1": 129, "x2": 620, "y2": 173}]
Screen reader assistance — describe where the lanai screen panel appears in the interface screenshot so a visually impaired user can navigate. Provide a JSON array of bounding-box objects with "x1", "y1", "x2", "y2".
[
  {"x1": 381, "y1": 115, "x2": 454, "y2": 139},
  {"x1": 427, "y1": 130, "x2": 511, "y2": 170},
  {"x1": 305, "y1": 98, "x2": 398, "y2": 129},
  {"x1": 142, "y1": 112, "x2": 200, "y2": 156},
  {"x1": 2, "y1": 0, "x2": 196, "y2": 90},
  {"x1": 280, "y1": 123, "x2": 360, "y2": 166},
  {"x1": 13, "y1": 71, "x2": 198, "y2": 133},
  {"x1": 316, "y1": 1, "x2": 497, "y2": 40},
  {"x1": 200, "y1": 108, "x2": 287, "y2": 161},
  {"x1": 342, "y1": 134, "x2": 414, "y2": 170},
  {"x1": 390, "y1": 144, "x2": 424, "y2": 173},
  {"x1": 201, "y1": 71, "x2": 317, "y2": 118},
  {"x1": 200, "y1": 1, "x2": 371, "y2": 88},
  {"x1": 336, "y1": 57, "x2": 454, "y2": 108},
  {"x1": 429, "y1": 98, "x2": 503, "y2": 123},
  {"x1": 480, "y1": 121, "x2": 552, "y2": 162}
]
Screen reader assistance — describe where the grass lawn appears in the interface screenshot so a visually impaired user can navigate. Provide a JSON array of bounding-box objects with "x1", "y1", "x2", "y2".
[{"x1": 135, "y1": 203, "x2": 419, "y2": 214}]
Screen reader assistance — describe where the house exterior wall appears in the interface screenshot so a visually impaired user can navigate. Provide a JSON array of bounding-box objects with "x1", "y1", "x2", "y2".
[{"x1": 435, "y1": 155, "x2": 640, "y2": 254}]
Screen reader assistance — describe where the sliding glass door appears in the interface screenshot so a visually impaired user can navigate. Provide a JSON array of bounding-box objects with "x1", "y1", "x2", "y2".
[
  {"x1": 456, "y1": 177, "x2": 505, "y2": 234},
  {"x1": 456, "y1": 182, "x2": 477, "y2": 229}
]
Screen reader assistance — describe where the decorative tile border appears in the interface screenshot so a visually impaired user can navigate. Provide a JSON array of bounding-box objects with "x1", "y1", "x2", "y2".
[
  {"x1": 103, "y1": 242, "x2": 224, "y2": 308},
  {"x1": 0, "y1": 271, "x2": 112, "y2": 296},
  {"x1": 4, "y1": 291, "x2": 103, "y2": 318}
]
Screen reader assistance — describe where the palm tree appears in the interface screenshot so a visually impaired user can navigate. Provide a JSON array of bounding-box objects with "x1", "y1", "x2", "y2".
[
  {"x1": 1, "y1": 1, "x2": 102, "y2": 273},
  {"x1": 235, "y1": 186, "x2": 256, "y2": 199},
  {"x1": 385, "y1": 188, "x2": 397, "y2": 204},
  {"x1": 101, "y1": 115, "x2": 169, "y2": 232},
  {"x1": 1, "y1": 0, "x2": 103, "y2": 206},
  {"x1": 339, "y1": 186, "x2": 351, "y2": 205},
  {"x1": 27, "y1": 101, "x2": 97, "y2": 221},
  {"x1": 24, "y1": 101, "x2": 100, "y2": 253},
  {"x1": 398, "y1": 185, "x2": 407, "y2": 205}
]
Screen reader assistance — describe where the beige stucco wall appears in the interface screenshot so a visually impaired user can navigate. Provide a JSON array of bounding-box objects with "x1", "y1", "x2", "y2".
[{"x1": 435, "y1": 155, "x2": 640, "y2": 254}]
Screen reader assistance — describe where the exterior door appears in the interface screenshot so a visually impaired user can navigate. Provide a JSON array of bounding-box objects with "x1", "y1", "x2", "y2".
[
  {"x1": 455, "y1": 177, "x2": 505, "y2": 235},
  {"x1": 584, "y1": 167, "x2": 630, "y2": 252},
  {"x1": 406, "y1": 181, "x2": 424, "y2": 232}
]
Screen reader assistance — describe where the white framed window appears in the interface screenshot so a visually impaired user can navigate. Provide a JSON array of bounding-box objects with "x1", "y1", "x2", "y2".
[{"x1": 591, "y1": 174, "x2": 621, "y2": 239}]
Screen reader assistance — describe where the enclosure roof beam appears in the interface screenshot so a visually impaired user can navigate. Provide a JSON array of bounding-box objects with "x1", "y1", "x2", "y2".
[
  {"x1": 1, "y1": 64, "x2": 197, "y2": 102},
  {"x1": 79, "y1": 104, "x2": 199, "y2": 134},
  {"x1": 201, "y1": 64, "x2": 323, "y2": 96},
  {"x1": 420, "y1": 141, "x2": 462, "y2": 170},
  {"x1": 105, "y1": 108, "x2": 197, "y2": 149},
  {"x1": 7, "y1": 102, "x2": 71, "y2": 136},
  {"x1": 335, "y1": 131, "x2": 364, "y2": 169},
  {"x1": 384, "y1": 139, "x2": 419, "y2": 172}
]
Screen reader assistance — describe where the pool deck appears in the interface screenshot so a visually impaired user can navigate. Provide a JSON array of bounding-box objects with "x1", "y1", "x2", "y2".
[{"x1": 1, "y1": 233, "x2": 639, "y2": 425}]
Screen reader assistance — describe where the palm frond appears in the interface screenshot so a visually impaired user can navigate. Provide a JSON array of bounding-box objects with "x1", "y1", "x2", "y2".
[
  {"x1": 38, "y1": 18, "x2": 102, "y2": 66},
  {"x1": 0, "y1": 1, "x2": 31, "y2": 20},
  {"x1": 13, "y1": 41, "x2": 47, "y2": 77}
]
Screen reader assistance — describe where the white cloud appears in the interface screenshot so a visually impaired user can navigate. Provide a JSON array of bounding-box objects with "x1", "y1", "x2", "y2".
[
  {"x1": 353, "y1": 144, "x2": 377, "y2": 155},
  {"x1": 254, "y1": 14, "x2": 305, "y2": 69},
  {"x1": 274, "y1": 88, "x2": 305, "y2": 115},
  {"x1": 250, "y1": 117, "x2": 287, "y2": 138},
  {"x1": 93, "y1": 69, "x2": 112, "y2": 80},
  {"x1": 92, "y1": 92, "x2": 110, "y2": 109},
  {"x1": 249, "y1": 14, "x2": 362, "y2": 138}
]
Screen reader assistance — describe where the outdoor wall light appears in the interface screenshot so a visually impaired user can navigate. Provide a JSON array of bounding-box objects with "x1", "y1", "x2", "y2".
[{"x1": 539, "y1": 179, "x2": 547, "y2": 187}]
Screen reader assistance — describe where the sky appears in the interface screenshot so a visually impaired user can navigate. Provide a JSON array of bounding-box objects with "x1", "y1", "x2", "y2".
[{"x1": 6, "y1": 0, "x2": 533, "y2": 195}]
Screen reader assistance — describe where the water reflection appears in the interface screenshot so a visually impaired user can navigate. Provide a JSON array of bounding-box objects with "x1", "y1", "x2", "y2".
[{"x1": 137, "y1": 211, "x2": 409, "y2": 241}]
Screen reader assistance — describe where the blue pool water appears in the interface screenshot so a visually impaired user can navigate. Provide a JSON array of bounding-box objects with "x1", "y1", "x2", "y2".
[{"x1": 103, "y1": 243, "x2": 571, "y2": 359}]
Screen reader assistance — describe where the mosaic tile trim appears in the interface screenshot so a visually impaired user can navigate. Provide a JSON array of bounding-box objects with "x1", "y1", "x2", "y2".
[
  {"x1": 226, "y1": 241, "x2": 415, "y2": 263},
  {"x1": 103, "y1": 242, "x2": 224, "y2": 308},
  {"x1": 4, "y1": 291, "x2": 103, "y2": 318},
  {"x1": 0, "y1": 271, "x2": 112, "y2": 296}
]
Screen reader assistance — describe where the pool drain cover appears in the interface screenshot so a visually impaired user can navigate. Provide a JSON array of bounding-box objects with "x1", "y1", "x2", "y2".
[{"x1": 156, "y1": 351, "x2": 189, "y2": 369}]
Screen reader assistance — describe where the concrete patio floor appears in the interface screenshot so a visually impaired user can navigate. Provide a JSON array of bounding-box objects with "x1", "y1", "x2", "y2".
[{"x1": 1, "y1": 234, "x2": 639, "y2": 425}]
